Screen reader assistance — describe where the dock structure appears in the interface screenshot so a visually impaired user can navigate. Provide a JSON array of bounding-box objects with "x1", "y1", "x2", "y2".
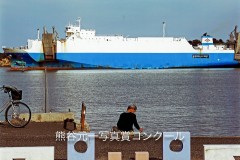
[{"x1": 1, "y1": 122, "x2": 240, "y2": 160}]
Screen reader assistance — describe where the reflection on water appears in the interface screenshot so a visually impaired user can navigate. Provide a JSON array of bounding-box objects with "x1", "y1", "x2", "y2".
[{"x1": 0, "y1": 68, "x2": 240, "y2": 136}]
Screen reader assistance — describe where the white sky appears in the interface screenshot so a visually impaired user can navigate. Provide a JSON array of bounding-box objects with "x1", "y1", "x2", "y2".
[{"x1": 0, "y1": 0, "x2": 239, "y2": 50}]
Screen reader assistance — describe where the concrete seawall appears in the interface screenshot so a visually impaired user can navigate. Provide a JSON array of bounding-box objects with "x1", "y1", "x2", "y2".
[{"x1": 1, "y1": 122, "x2": 240, "y2": 160}]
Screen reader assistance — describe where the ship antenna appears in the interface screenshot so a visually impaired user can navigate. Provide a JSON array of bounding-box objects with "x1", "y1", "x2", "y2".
[
  {"x1": 37, "y1": 28, "x2": 40, "y2": 40},
  {"x1": 163, "y1": 22, "x2": 166, "y2": 37}
]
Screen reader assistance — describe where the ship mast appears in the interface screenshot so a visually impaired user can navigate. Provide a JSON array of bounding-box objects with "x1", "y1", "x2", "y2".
[
  {"x1": 77, "y1": 17, "x2": 81, "y2": 30},
  {"x1": 37, "y1": 29, "x2": 40, "y2": 40},
  {"x1": 163, "y1": 22, "x2": 166, "y2": 37}
]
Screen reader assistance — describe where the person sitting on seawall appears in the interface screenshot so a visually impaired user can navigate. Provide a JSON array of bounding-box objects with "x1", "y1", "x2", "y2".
[{"x1": 116, "y1": 104, "x2": 143, "y2": 133}]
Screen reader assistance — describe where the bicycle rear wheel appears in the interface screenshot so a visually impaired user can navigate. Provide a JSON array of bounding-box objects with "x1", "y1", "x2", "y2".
[{"x1": 5, "y1": 101, "x2": 31, "y2": 128}]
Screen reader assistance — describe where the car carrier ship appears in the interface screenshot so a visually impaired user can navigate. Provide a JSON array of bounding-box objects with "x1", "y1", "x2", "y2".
[{"x1": 2, "y1": 18, "x2": 240, "y2": 69}]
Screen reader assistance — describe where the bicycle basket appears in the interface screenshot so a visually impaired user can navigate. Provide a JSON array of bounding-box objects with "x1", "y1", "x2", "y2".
[{"x1": 11, "y1": 90, "x2": 22, "y2": 100}]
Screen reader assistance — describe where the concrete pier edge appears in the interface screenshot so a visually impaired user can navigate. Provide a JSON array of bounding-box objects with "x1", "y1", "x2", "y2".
[{"x1": 0, "y1": 122, "x2": 240, "y2": 160}]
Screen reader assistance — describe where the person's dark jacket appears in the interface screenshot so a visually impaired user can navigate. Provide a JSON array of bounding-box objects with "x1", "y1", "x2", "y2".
[{"x1": 117, "y1": 112, "x2": 140, "y2": 131}]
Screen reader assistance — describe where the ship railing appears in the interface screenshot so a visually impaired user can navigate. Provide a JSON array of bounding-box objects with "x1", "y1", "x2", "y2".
[{"x1": 173, "y1": 37, "x2": 186, "y2": 41}]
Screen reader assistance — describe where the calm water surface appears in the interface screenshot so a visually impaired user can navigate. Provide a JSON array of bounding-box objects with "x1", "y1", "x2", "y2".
[{"x1": 0, "y1": 68, "x2": 240, "y2": 136}]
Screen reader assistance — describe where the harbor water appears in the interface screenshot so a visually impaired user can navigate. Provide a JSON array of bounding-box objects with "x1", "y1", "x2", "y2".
[{"x1": 0, "y1": 68, "x2": 240, "y2": 136}]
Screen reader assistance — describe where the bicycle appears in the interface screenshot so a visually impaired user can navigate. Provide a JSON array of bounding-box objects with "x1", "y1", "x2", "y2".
[{"x1": 0, "y1": 85, "x2": 31, "y2": 128}]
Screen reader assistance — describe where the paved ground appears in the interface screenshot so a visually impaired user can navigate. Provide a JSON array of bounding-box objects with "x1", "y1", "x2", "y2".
[{"x1": 1, "y1": 122, "x2": 240, "y2": 160}]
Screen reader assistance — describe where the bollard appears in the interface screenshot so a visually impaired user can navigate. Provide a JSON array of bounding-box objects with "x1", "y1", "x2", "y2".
[
  {"x1": 163, "y1": 132, "x2": 190, "y2": 160},
  {"x1": 67, "y1": 132, "x2": 95, "y2": 160},
  {"x1": 81, "y1": 102, "x2": 86, "y2": 131}
]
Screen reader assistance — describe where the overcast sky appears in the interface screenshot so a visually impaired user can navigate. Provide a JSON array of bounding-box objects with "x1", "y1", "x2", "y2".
[{"x1": 0, "y1": 0, "x2": 239, "y2": 51}]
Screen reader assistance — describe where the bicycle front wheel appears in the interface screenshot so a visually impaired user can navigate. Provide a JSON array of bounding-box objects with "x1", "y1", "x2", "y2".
[{"x1": 5, "y1": 101, "x2": 31, "y2": 128}]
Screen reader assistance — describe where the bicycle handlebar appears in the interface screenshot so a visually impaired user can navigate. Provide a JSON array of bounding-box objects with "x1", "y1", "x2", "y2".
[{"x1": 1, "y1": 85, "x2": 19, "y2": 93}]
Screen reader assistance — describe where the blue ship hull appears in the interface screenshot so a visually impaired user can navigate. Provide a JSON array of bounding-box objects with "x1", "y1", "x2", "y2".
[
  {"x1": 57, "y1": 53, "x2": 239, "y2": 69},
  {"x1": 11, "y1": 52, "x2": 239, "y2": 69},
  {"x1": 5, "y1": 52, "x2": 239, "y2": 69}
]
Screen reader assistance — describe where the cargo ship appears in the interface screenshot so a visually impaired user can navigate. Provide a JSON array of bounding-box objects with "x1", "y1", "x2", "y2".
[{"x1": 2, "y1": 18, "x2": 240, "y2": 69}]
